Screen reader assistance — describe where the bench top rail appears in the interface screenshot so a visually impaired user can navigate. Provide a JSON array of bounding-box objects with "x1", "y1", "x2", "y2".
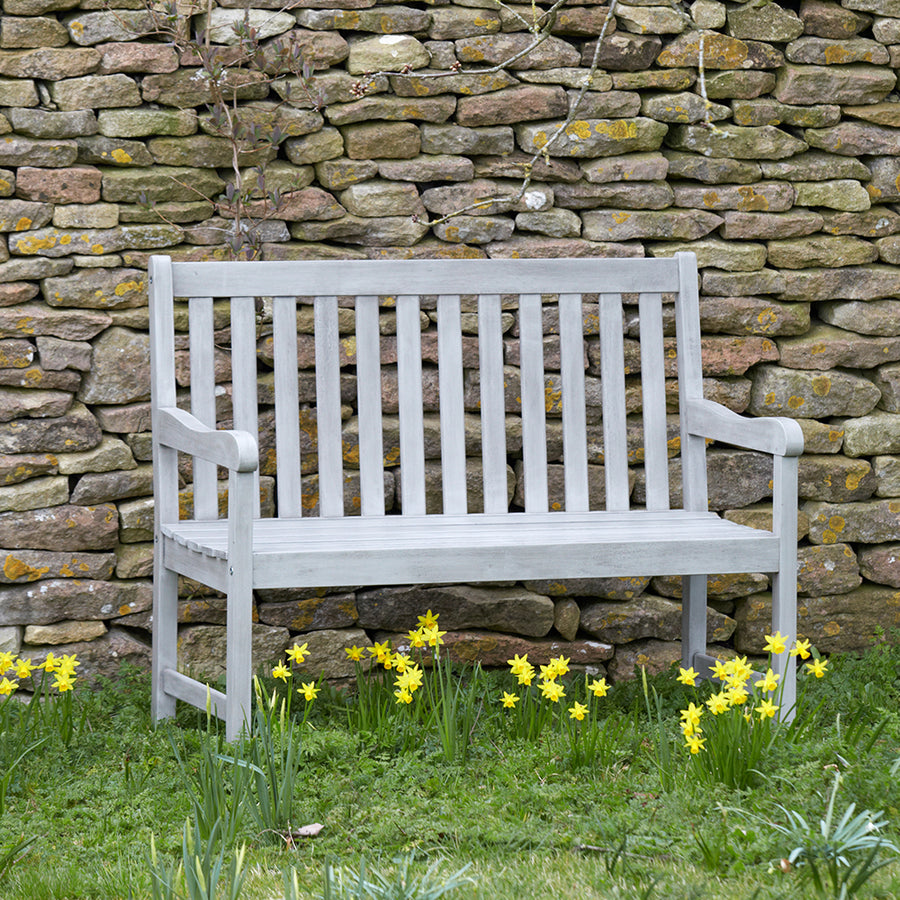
[{"x1": 149, "y1": 254, "x2": 704, "y2": 524}]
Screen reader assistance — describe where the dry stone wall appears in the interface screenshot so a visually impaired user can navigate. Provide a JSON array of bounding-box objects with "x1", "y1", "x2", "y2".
[{"x1": 2, "y1": 0, "x2": 900, "y2": 684}]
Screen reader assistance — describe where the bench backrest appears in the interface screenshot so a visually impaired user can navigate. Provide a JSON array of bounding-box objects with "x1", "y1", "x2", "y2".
[{"x1": 149, "y1": 253, "x2": 707, "y2": 521}]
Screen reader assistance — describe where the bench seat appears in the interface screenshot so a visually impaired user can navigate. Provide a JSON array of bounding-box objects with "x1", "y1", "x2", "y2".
[{"x1": 161, "y1": 511, "x2": 781, "y2": 589}]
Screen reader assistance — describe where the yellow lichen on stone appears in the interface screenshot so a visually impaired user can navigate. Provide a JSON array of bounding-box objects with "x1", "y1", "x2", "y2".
[
  {"x1": 757, "y1": 309, "x2": 777, "y2": 331},
  {"x1": 824, "y1": 45, "x2": 850, "y2": 64},
  {"x1": 15, "y1": 217, "x2": 32, "y2": 231},
  {"x1": 811, "y1": 375, "x2": 831, "y2": 396},
  {"x1": 544, "y1": 384, "x2": 562, "y2": 413},
  {"x1": 565, "y1": 121, "x2": 591, "y2": 140},
  {"x1": 737, "y1": 186, "x2": 770, "y2": 211},
  {"x1": 702, "y1": 190, "x2": 720, "y2": 208},
  {"x1": 3, "y1": 555, "x2": 49, "y2": 582},
  {"x1": 787, "y1": 395, "x2": 804, "y2": 409},
  {"x1": 611, "y1": 211, "x2": 631, "y2": 224},
  {"x1": 593, "y1": 120, "x2": 637, "y2": 140},
  {"x1": 845, "y1": 471, "x2": 864, "y2": 491},
  {"x1": 111, "y1": 149, "x2": 133, "y2": 164},
  {"x1": 823, "y1": 620, "x2": 841, "y2": 636}
]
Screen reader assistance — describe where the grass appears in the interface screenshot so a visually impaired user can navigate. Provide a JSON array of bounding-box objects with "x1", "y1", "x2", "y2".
[{"x1": 3, "y1": 638, "x2": 900, "y2": 900}]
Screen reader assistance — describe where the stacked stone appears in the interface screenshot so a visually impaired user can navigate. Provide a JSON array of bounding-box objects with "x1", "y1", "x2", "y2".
[{"x1": 1, "y1": 0, "x2": 900, "y2": 684}]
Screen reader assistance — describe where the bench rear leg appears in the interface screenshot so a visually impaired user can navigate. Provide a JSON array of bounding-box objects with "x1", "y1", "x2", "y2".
[
  {"x1": 682, "y1": 574, "x2": 707, "y2": 674},
  {"x1": 151, "y1": 553, "x2": 178, "y2": 725}
]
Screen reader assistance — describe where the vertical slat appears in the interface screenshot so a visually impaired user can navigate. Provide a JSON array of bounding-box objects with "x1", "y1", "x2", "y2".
[
  {"x1": 600, "y1": 293, "x2": 630, "y2": 511},
  {"x1": 273, "y1": 296, "x2": 301, "y2": 518},
  {"x1": 356, "y1": 296, "x2": 385, "y2": 516},
  {"x1": 231, "y1": 297, "x2": 260, "y2": 517},
  {"x1": 518, "y1": 293, "x2": 548, "y2": 512},
  {"x1": 638, "y1": 292, "x2": 670, "y2": 511},
  {"x1": 559, "y1": 293, "x2": 589, "y2": 512},
  {"x1": 190, "y1": 297, "x2": 218, "y2": 520},
  {"x1": 674, "y1": 252, "x2": 708, "y2": 512},
  {"x1": 315, "y1": 295, "x2": 344, "y2": 517},
  {"x1": 397, "y1": 294, "x2": 426, "y2": 515},
  {"x1": 478, "y1": 293, "x2": 507, "y2": 514},
  {"x1": 772, "y1": 453, "x2": 799, "y2": 721},
  {"x1": 437, "y1": 294, "x2": 467, "y2": 515}
]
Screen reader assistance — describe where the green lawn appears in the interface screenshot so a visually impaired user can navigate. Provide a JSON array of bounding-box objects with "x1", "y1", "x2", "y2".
[{"x1": 3, "y1": 638, "x2": 900, "y2": 900}]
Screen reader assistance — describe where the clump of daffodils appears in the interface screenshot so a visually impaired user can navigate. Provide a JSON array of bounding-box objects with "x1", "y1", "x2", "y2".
[
  {"x1": 0, "y1": 650, "x2": 79, "y2": 695},
  {"x1": 271, "y1": 641, "x2": 322, "y2": 705}
]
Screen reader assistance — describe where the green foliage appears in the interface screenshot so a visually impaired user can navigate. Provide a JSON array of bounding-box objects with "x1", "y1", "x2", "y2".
[{"x1": 320, "y1": 855, "x2": 473, "y2": 900}]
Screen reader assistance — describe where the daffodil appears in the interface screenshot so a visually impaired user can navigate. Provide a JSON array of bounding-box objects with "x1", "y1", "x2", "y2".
[
  {"x1": 370, "y1": 640, "x2": 390, "y2": 662},
  {"x1": 0, "y1": 652, "x2": 15, "y2": 675},
  {"x1": 539, "y1": 662, "x2": 558, "y2": 682},
  {"x1": 685, "y1": 734, "x2": 706, "y2": 755},
  {"x1": 345, "y1": 645, "x2": 365, "y2": 661},
  {"x1": 392, "y1": 652, "x2": 412, "y2": 673},
  {"x1": 407, "y1": 628, "x2": 426, "y2": 649},
  {"x1": 272, "y1": 662, "x2": 291, "y2": 681},
  {"x1": 394, "y1": 688, "x2": 413, "y2": 704},
  {"x1": 286, "y1": 642, "x2": 309, "y2": 665},
  {"x1": 298, "y1": 681, "x2": 319, "y2": 702},
  {"x1": 806, "y1": 657, "x2": 828, "y2": 678},
  {"x1": 501, "y1": 691, "x2": 519, "y2": 708},
  {"x1": 755, "y1": 668, "x2": 779, "y2": 693},
  {"x1": 587, "y1": 677, "x2": 609, "y2": 698},
  {"x1": 680, "y1": 702, "x2": 703, "y2": 728},
  {"x1": 417, "y1": 609, "x2": 439, "y2": 629},
  {"x1": 677, "y1": 666, "x2": 698, "y2": 687},
  {"x1": 568, "y1": 701, "x2": 588, "y2": 721},
  {"x1": 538, "y1": 679, "x2": 565, "y2": 702},
  {"x1": 395, "y1": 666, "x2": 423, "y2": 693},
  {"x1": 730, "y1": 656, "x2": 753, "y2": 682},
  {"x1": 710, "y1": 658, "x2": 730, "y2": 681},
  {"x1": 381, "y1": 650, "x2": 394, "y2": 670},
  {"x1": 551, "y1": 655, "x2": 570, "y2": 676},
  {"x1": 39, "y1": 652, "x2": 59, "y2": 673},
  {"x1": 763, "y1": 631, "x2": 787, "y2": 655},
  {"x1": 726, "y1": 685, "x2": 749, "y2": 706},
  {"x1": 790, "y1": 638, "x2": 811, "y2": 659},
  {"x1": 13, "y1": 658, "x2": 34, "y2": 679},
  {"x1": 706, "y1": 691, "x2": 729, "y2": 716},
  {"x1": 422, "y1": 624, "x2": 445, "y2": 647},
  {"x1": 0, "y1": 676, "x2": 17, "y2": 695},
  {"x1": 53, "y1": 672, "x2": 75, "y2": 693},
  {"x1": 756, "y1": 698, "x2": 779, "y2": 720},
  {"x1": 516, "y1": 667, "x2": 535, "y2": 687},
  {"x1": 507, "y1": 653, "x2": 530, "y2": 675}
]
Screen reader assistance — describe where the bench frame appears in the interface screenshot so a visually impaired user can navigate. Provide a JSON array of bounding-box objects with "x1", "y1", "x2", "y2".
[{"x1": 149, "y1": 252, "x2": 804, "y2": 740}]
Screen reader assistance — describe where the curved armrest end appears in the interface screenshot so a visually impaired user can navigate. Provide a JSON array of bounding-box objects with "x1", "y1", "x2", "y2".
[{"x1": 685, "y1": 399, "x2": 804, "y2": 457}]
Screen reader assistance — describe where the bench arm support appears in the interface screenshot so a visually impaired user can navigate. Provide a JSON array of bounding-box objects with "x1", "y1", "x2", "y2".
[
  {"x1": 683, "y1": 398, "x2": 804, "y2": 457},
  {"x1": 156, "y1": 407, "x2": 259, "y2": 472}
]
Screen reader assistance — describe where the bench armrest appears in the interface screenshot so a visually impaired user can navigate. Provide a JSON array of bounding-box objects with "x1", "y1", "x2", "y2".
[
  {"x1": 156, "y1": 407, "x2": 259, "y2": 472},
  {"x1": 684, "y1": 398, "x2": 804, "y2": 458}
]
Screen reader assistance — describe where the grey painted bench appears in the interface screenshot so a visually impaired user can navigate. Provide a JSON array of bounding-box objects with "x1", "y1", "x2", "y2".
[{"x1": 149, "y1": 252, "x2": 804, "y2": 740}]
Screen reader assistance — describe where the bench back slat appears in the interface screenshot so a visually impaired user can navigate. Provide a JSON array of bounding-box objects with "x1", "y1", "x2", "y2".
[
  {"x1": 397, "y1": 295, "x2": 427, "y2": 515},
  {"x1": 600, "y1": 293, "x2": 630, "y2": 511},
  {"x1": 356, "y1": 296, "x2": 386, "y2": 517},
  {"x1": 478, "y1": 293, "x2": 508, "y2": 514},
  {"x1": 189, "y1": 298, "x2": 219, "y2": 520},
  {"x1": 231, "y1": 298, "x2": 261, "y2": 517},
  {"x1": 638, "y1": 293, "x2": 670, "y2": 511},
  {"x1": 559, "y1": 293, "x2": 589, "y2": 512},
  {"x1": 273, "y1": 297, "x2": 302, "y2": 518},
  {"x1": 153, "y1": 254, "x2": 707, "y2": 523},
  {"x1": 437, "y1": 294, "x2": 468, "y2": 515},
  {"x1": 314, "y1": 296, "x2": 344, "y2": 518},
  {"x1": 519, "y1": 293, "x2": 549, "y2": 513}
]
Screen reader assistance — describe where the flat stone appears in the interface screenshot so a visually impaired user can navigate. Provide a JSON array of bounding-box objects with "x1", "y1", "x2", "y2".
[
  {"x1": 284, "y1": 128, "x2": 344, "y2": 165},
  {"x1": 875, "y1": 364, "x2": 900, "y2": 412},
  {"x1": 858, "y1": 543, "x2": 900, "y2": 587},
  {"x1": 582, "y1": 208, "x2": 722, "y2": 241},
  {"x1": 52, "y1": 203, "x2": 118, "y2": 230},
  {"x1": 456, "y1": 85, "x2": 568, "y2": 126},
  {"x1": 515, "y1": 208, "x2": 581, "y2": 238},
  {"x1": 786, "y1": 35, "x2": 888, "y2": 64},
  {"x1": 724, "y1": 502, "x2": 811, "y2": 540},
  {"x1": 391, "y1": 69, "x2": 516, "y2": 98},
  {"x1": 0, "y1": 77, "x2": 38, "y2": 108},
  {"x1": 518, "y1": 68, "x2": 613, "y2": 91},
  {"x1": 260, "y1": 28, "x2": 350, "y2": 71},
  {"x1": 434, "y1": 215, "x2": 515, "y2": 243},
  {"x1": 553, "y1": 598, "x2": 579, "y2": 641},
  {"x1": 774, "y1": 64, "x2": 896, "y2": 105},
  {"x1": 339, "y1": 180, "x2": 423, "y2": 217},
  {"x1": 866, "y1": 157, "x2": 900, "y2": 203},
  {"x1": 420, "y1": 122, "x2": 512, "y2": 155},
  {"x1": 194, "y1": 8, "x2": 295, "y2": 44},
  {"x1": 297, "y1": 5, "x2": 430, "y2": 31},
  {"x1": 63, "y1": 9, "x2": 155, "y2": 45},
  {"x1": 651, "y1": 572, "x2": 768, "y2": 602},
  {"x1": 607, "y1": 638, "x2": 681, "y2": 682},
  {"x1": 797, "y1": 543, "x2": 861, "y2": 596},
  {"x1": 327, "y1": 95, "x2": 456, "y2": 125},
  {"x1": 734, "y1": 586, "x2": 900, "y2": 654},
  {"x1": 456, "y1": 33, "x2": 581, "y2": 69},
  {"x1": 2, "y1": 16, "x2": 69, "y2": 49},
  {"x1": 0, "y1": 47, "x2": 100, "y2": 79},
  {"x1": 48, "y1": 73, "x2": 141, "y2": 110},
  {"x1": 315, "y1": 157, "x2": 378, "y2": 190},
  {"x1": 96, "y1": 41, "x2": 179, "y2": 74},
  {"x1": 485, "y1": 236, "x2": 643, "y2": 258},
  {"x1": 178, "y1": 623, "x2": 291, "y2": 681},
  {"x1": 0, "y1": 200, "x2": 52, "y2": 233},
  {"x1": 0, "y1": 502, "x2": 115, "y2": 551},
  {"x1": 840, "y1": 410, "x2": 900, "y2": 457},
  {"x1": 70, "y1": 465, "x2": 152, "y2": 504},
  {"x1": 16, "y1": 166, "x2": 101, "y2": 204},
  {"x1": 704, "y1": 69, "x2": 775, "y2": 99},
  {"x1": 778, "y1": 265, "x2": 900, "y2": 302},
  {"x1": 795, "y1": 180, "x2": 871, "y2": 211},
  {"x1": 728, "y1": 2, "x2": 803, "y2": 40},
  {"x1": 290, "y1": 214, "x2": 428, "y2": 246},
  {"x1": 691, "y1": 0, "x2": 726, "y2": 28},
  {"x1": 580, "y1": 151, "x2": 668, "y2": 184},
  {"x1": 55, "y1": 436, "x2": 135, "y2": 475},
  {"x1": 844, "y1": 0, "x2": 900, "y2": 14},
  {"x1": 720, "y1": 210, "x2": 823, "y2": 239},
  {"x1": 6, "y1": 108, "x2": 97, "y2": 139},
  {"x1": 342, "y1": 121, "x2": 419, "y2": 159},
  {"x1": 671, "y1": 181, "x2": 793, "y2": 212},
  {"x1": 516, "y1": 117, "x2": 667, "y2": 158},
  {"x1": 0, "y1": 304, "x2": 109, "y2": 340},
  {"x1": 748, "y1": 364, "x2": 880, "y2": 418},
  {"x1": 76, "y1": 136, "x2": 154, "y2": 167},
  {"x1": 0, "y1": 548, "x2": 114, "y2": 584},
  {"x1": 257, "y1": 592, "x2": 358, "y2": 631},
  {"x1": 0, "y1": 389, "x2": 72, "y2": 423},
  {"x1": 616, "y1": 4, "x2": 686, "y2": 34},
  {"x1": 779, "y1": 324, "x2": 900, "y2": 370},
  {"x1": 0, "y1": 474, "x2": 68, "y2": 510},
  {"x1": 582, "y1": 595, "x2": 734, "y2": 644},
  {"x1": 799, "y1": 455, "x2": 876, "y2": 502},
  {"x1": 806, "y1": 122, "x2": 900, "y2": 157},
  {"x1": 0, "y1": 282, "x2": 39, "y2": 305},
  {"x1": 801, "y1": 0, "x2": 871, "y2": 38},
  {"x1": 377, "y1": 155, "x2": 474, "y2": 182},
  {"x1": 97, "y1": 108, "x2": 197, "y2": 138},
  {"x1": 76, "y1": 327, "x2": 148, "y2": 404},
  {"x1": 873, "y1": 16, "x2": 900, "y2": 42},
  {"x1": 820, "y1": 299, "x2": 900, "y2": 336},
  {"x1": 583, "y1": 33, "x2": 662, "y2": 71},
  {"x1": 347, "y1": 34, "x2": 430, "y2": 73},
  {"x1": 41, "y1": 267, "x2": 145, "y2": 309},
  {"x1": 666, "y1": 123, "x2": 807, "y2": 159},
  {"x1": 0, "y1": 339, "x2": 33, "y2": 369},
  {"x1": 769, "y1": 236, "x2": 877, "y2": 270},
  {"x1": 25, "y1": 619, "x2": 107, "y2": 645},
  {"x1": 701, "y1": 270, "x2": 786, "y2": 298},
  {"x1": 648, "y1": 239, "x2": 766, "y2": 271},
  {"x1": 699, "y1": 296, "x2": 809, "y2": 336},
  {"x1": 658, "y1": 33, "x2": 783, "y2": 68},
  {"x1": 100, "y1": 167, "x2": 224, "y2": 202},
  {"x1": 141, "y1": 69, "x2": 268, "y2": 108},
  {"x1": 553, "y1": 181, "x2": 673, "y2": 210},
  {"x1": 0, "y1": 135, "x2": 77, "y2": 168},
  {"x1": 732, "y1": 98, "x2": 840, "y2": 128},
  {"x1": 642, "y1": 91, "x2": 729, "y2": 124},
  {"x1": 474, "y1": 153, "x2": 582, "y2": 184},
  {"x1": 664, "y1": 150, "x2": 761, "y2": 184},
  {"x1": 524, "y1": 576, "x2": 650, "y2": 601},
  {"x1": 805, "y1": 497, "x2": 900, "y2": 544},
  {"x1": 797, "y1": 418, "x2": 844, "y2": 454}
]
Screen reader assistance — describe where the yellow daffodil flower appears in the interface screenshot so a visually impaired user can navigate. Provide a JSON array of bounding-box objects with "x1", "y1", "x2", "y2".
[
  {"x1": 422, "y1": 624, "x2": 446, "y2": 647},
  {"x1": 393, "y1": 652, "x2": 412, "y2": 673},
  {"x1": 0, "y1": 652, "x2": 14, "y2": 675},
  {"x1": 345, "y1": 646, "x2": 365, "y2": 661},
  {"x1": 14, "y1": 658, "x2": 34, "y2": 679},
  {"x1": 40, "y1": 652, "x2": 59, "y2": 673},
  {"x1": 731, "y1": 656, "x2": 753, "y2": 682},
  {"x1": 517, "y1": 667, "x2": 535, "y2": 687},
  {"x1": 755, "y1": 668, "x2": 780, "y2": 693},
  {"x1": 286, "y1": 642, "x2": 309, "y2": 665},
  {"x1": 726, "y1": 686, "x2": 749, "y2": 706},
  {"x1": 539, "y1": 663, "x2": 558, "y2": 682},
  {"x1": 272, "y1": 662, "x2": 291, "y2": 681},
  {"x1": 790, "y1": 638, "x2": 811, "y2": 660},
  {"x1": 710, "y1": 658, "x2": 730, "y2": 681},
  {"x1": 568, "y1": 701, "x2": 588, "y2": 721},
  {"x1": 53, "y1": 672, "x2": 75, "y2": 693},
  {"x1": 706, "y1": 691, "x2": 730, "y2": 716},
  {"x1": 501, "y1": 691, "x2": 519, "y2": 708},
  {"x1": 0, "y1": 676, "x2": 17, "y2": 695},
  {"x1": 370, "y1": 640, "x2": 390, "y2": 662},
  {"x1": 677, "y1": 666, "x2": 699, "y2": 687},
  {"x1": 381, "y1": 650, "x2": 395, "y2": 670},
  {"x1": 407, "y1": 629, "x2": 426, "y2": 649},
  {"x1": 417, "y1": 609, "x2": 439, "y2": 629},
  {"x1": 756, "y1": 698, "x2": 779, "y2": 720},
  {"x1": 587, "y1": 677, "x2": 609, "y2": 698},
  {"x1": 507, "y1": 653, "x2": 530, "y2": 675},
  {"x1": 538, "y1": 680, "x2": 565, "y2": 702},
  {"x1": 394, "y1": 688, "x2": 413, "y2": 704},
  {"x1": 806, "y1": 657, "x2": 828, "y2": 678},
  {"x1": 680, "y1": 702, "x2": 703, "y2": 727},
  {"x1": 685, "y1": 734, "x2": 706, "y2": 754},
  {"x1": 395, "y1": 666, "x2": 423, "y2": 693},
  {"x1": 298, "y1": 681, "x2": 319, "y2": 702},
  {"x1": 551, "y1": 655, "x2": 570, "y2": 676},
  {"x1": 763, "y1": 631, "x2": 787, "y2": 655}
]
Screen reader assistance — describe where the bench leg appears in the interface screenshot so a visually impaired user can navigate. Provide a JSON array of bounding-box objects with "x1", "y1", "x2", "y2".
[
  {"x1": 151, "y1": 548, "x2": 178, "y2": 726},
  {"x1": 772, "y1": 454, "x2": 799, "y2": 722},
  {"x1": 682, "y1": 574, "x2": 707, "y2": 674}
]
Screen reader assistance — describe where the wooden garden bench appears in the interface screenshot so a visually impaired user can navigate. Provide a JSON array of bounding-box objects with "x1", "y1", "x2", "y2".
[{"x1": 149, "y1": 252, "x2": 803, "y2": 740}]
